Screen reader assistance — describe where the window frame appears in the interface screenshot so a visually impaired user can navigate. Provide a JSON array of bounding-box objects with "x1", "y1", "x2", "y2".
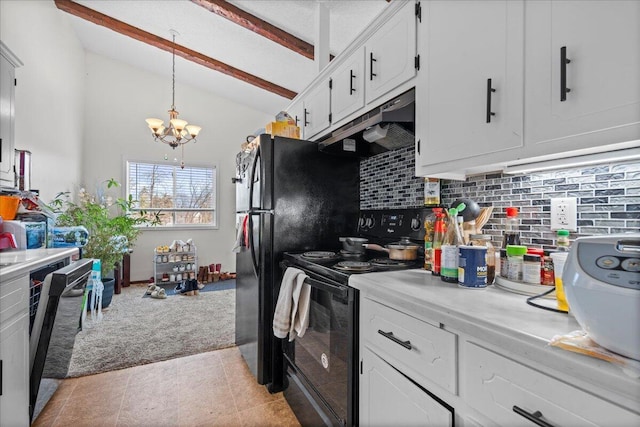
[{"x1": 124, "y1": 159, "x2": 219, "y2": 230}]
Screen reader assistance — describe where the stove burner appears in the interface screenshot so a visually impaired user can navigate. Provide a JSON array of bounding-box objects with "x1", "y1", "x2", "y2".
[
  {"x1": 370, "y1": 258, "x2": 412, "y2": 268},
  {"x1": 302, "y1": 251, "x2": 337, "y2": 260},
  {"x1": 334, "y1": 261, "x2": 374, "y2": 272},
  {"x1": 340, "y1": 250, "x2": 366, "y2": 259}
]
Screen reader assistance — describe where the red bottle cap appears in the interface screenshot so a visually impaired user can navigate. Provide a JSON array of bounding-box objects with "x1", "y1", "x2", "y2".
[{"x1": 506, "y1": 207, "x2": 518, "y2": 217}]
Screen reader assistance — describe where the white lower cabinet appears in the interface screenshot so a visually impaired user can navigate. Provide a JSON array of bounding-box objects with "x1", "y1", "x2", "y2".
[
  {"x1": 360, "y1": 346, "x2": 453, "y2": 426},
  {"x1": 0, "y1": 274, "x2": 30, "y2": 427},
  {"x1": 360, "y1": 297, "x2": 456, "y2": 394},
  {"x1": 462, "y1": 341, "x2": 640, "y2": 427},
  {"x1": 358, "y1": 293, "x2": 640, "y2": 427}
]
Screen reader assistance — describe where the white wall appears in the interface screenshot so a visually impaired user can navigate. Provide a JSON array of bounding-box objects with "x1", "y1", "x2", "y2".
[
  {"x1": 0, "y1": 0, "x2": 85, "y2": 202},
  {"x1": 83, "y1": 53, "x2": 271, "y2": 280}
]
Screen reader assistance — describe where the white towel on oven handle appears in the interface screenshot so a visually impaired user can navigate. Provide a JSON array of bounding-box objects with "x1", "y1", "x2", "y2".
[
  {"x1": 289, "y1": 275, "x2": 311, "y2": 341},
  {"x1": 273, "y1": 267, "x2": 309, "y2": 340}
]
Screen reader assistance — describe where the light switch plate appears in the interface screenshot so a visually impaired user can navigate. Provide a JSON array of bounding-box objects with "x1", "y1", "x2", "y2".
[{"x1": 550, "y1": 197, "x2": 577, "y2": 231}]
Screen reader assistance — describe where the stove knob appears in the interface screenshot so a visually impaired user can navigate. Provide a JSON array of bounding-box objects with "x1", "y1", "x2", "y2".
[
  {"x1": 359, "y1": 217, "x2": 366, "y2": 228},
  {"x1": 366, "y1": 217, "x2": 374, "y2": 228},
  {"x1": 410, "y1": 217, "x2": 421, "y2": 231}
]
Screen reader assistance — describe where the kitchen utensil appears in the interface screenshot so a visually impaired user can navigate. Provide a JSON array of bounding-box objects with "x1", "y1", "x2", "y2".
[
  {"x1": 341, "y1": 237, "x2": 368, "y2": 253},
  {"x1": 451, "y1": 198, "x2": 480, "y2": 222},
  {"x1": 474, "y1": 206, "x2": 494, "y2": 231},
  {"x1": 364, "y1": 237, "x2": 420, "y2": 261},
  {"x1": 563, "y1": 234, "x2": 640, "y2": 361}
]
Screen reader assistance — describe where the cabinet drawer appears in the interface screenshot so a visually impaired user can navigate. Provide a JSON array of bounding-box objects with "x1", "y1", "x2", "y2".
[
  {"x1": 463, "y1": 341, "x2": 640, "y2": 426},
  {"x1": 360, "y1": 347, "x2": 453, "y2": 426},
  {"x1": 361, "y1": 297, "x2": 457, "y2": 394},
  {"x1": 0, "y1": 274, "x2": 29, "y2": 328}
]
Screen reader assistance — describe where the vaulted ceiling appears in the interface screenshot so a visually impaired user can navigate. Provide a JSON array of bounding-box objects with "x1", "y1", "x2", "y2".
[{"x1": 57, "y1": 0, "x2": 389, "y2": 114}]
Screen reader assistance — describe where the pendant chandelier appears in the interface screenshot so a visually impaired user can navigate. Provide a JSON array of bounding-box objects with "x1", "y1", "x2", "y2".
[{"x1": 145, "y1": 30, "x2": 201, "y2": 168}]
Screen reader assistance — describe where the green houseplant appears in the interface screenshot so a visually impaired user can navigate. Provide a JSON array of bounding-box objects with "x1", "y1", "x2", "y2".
[{"x1": 49, "y1": 179, "x2": 158, "y2": 306}]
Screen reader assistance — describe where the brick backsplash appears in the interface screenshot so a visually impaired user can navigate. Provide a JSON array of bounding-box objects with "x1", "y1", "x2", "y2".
[
  {"x1": 360, "y1": 146, "x2": 423, "y2": 209},
  {"x1": 360, "y1": 149, "x2": 639, "y2": 249}
]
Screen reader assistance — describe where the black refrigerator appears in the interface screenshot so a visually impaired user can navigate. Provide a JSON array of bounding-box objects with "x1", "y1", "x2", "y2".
[{"x1": 234, "y1": 134, "x2": 359, "y2": 392}]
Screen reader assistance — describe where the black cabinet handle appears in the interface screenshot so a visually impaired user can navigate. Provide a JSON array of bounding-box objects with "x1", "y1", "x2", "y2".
[
  {"x1": 486, "y1": 78, "x2": 496, "y2": 123},
  {"x1": 513, "y1": 406, "x2": 556, "y2": 427},
  {"x1": 304, "y1": 108, "x2": 309, "y2": 127},
  {"x1": 294, "y1": 115, "x2": 299, "y2": 126},
  {"x1": 350, "y1": 69, "x2": 356, "y2": 94},
  {"x1": 378, "y1": 329, "x2": 412, "y2": 350},
  {"x1": 370, "y1": 52, "x2": 377, "y2": 81},
  {"x1": 560, "y1": 46, "x2": 571, "y2": 102}
]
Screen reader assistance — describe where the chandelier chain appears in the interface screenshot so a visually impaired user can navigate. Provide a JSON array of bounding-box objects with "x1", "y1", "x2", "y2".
[{"x1": 171, "y1": 34, "x2": 176, "y2": 109}]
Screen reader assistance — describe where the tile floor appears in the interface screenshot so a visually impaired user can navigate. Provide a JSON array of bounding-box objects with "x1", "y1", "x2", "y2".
[{"x1": 32, "y1": 347, "x2": 301, "y2": 427}]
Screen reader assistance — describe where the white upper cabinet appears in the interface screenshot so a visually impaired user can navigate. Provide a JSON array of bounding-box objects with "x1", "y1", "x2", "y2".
[
  {"x1": 0, "y1": 43, "x2": 22, "y2": 188},
  {"x1": 330, "y1": 47, "x2": 365, "y2": 127},
  {"x1": 302, "y1": 78, "x2": 331, "y2": 140},
  {"x1": 524, "y1": 0, "x2": 640, "y2": 155},
  {"x1": 365, "y1": 1, "x2": 418, "y2": 106},
  {"x1": 287, "y1": 98, "x2": 305, "y2": 139},
  {"x1": 416, "y1": 0, "x2": 524, "y2": 177}
]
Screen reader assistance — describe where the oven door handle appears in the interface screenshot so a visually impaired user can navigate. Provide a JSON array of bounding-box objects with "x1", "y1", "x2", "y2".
[
  {"x1": 279, "y1": 261, "x2": 349, "y2": 298},
  {"x1": 303, "y1": 276, "x2": 348, "y2": 298}
]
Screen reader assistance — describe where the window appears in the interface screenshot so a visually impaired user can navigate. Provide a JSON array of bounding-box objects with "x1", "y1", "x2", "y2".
[{"x1": 126, "y1": 161, "x2": 216, "y2": 228}]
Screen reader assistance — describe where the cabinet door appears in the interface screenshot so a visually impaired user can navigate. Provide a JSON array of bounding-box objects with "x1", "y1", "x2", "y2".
[
  {"x1": 416, "y1": 0, "x2": 524, "y2": 172},
  {"x1": 365, "y1": 1, "x2": 417, "y2": 105},
  {"x1": 303, "y1": 79, "x2": 331, "y2": 140},
  {"x1": 286, "y1": 98, "x2": 305, "y2": 140},
  {"x1": 525, "y1": 0, "x2": 640, "y2": 154},
  {"x1": 330, "y1": 47, "x2": 365, "y2": 126},
  {"x1": 0, "y1": 50, "x2": 16, "y2": 186},
  {"x1": 360, "y1": 347, "x2": 453, "y2": 427},
  {"x1": 0, "y1": 275, "x2": 30, "y2": 427}
]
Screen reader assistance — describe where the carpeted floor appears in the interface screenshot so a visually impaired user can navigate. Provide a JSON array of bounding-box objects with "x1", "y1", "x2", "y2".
[{"x1": 49, "y1": 282, "x2": 235, "y2": 378}]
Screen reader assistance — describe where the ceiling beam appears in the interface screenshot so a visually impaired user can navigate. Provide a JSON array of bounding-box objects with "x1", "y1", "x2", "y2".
[
  {"x1": 191, "y1": 0, "x2": 334, "y2": 61},
  {"x1": 54, "y1": 0, "x2": 297, "y2": 99},
  {"x1": 191, "y1": 0, "x2": 314, "y2": 60}
]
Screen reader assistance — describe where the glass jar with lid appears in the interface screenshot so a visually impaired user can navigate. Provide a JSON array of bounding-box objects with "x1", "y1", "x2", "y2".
[{"x1": 469, "y1": 234, "x2": 496, "y2": 284}]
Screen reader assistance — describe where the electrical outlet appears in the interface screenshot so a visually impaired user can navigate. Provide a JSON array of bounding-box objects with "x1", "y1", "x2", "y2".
[{"x1": 550, "y1": 197, "x2": 577, "y2": 231}]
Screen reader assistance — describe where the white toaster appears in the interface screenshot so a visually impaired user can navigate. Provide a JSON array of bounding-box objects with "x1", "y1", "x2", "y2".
[{"x1": 563, "y1": 234, "x2": 640, "y2": 361}]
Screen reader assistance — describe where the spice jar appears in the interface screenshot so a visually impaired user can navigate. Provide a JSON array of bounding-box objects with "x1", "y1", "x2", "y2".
[
  {"x1": 523, "y1": 254, "x2": 541, "y2": 284},
  {"x1": 506, "y1": 245, "x2": 527, "y2": 281},
  {"x1": 469, "y1": 234, "x2": 495, "y2": 284},
  {"x1": 499, "y1": 248, "x2": 508, "y2": 278}
]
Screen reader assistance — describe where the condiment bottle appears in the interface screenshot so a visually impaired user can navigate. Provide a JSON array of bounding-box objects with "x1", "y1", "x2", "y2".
[
  {"x1": 424, "y1": 178, "x2": 441, "y2": 206},
  {"x1": 502, "y1": 207, "x2": 521, "y2": 248},
  {"x1": 506, "y1": 245, "x2": 527, "y2": 281},
  {"x1": 541, "y1": 250, "x2": 556, "y2": 286},
  {"x1": 556, "y1": 229, "x2": 571, "y2": 251},
  {"x1": 470, "y1": 234, "x2": 495, "y2": 285},
  {"x1": 441, "y1": 204, "x2": 466, "y2": 283},
  {"x1": 431, "y1": 210, "x2": 447, "y2": 276},
  {"x1": 423, "y1": 207, "x2": 443, "y2": 271}
]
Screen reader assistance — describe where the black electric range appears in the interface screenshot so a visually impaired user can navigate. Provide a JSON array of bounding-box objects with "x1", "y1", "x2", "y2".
[
  {"x1": 279, "y1": 208, "x2": 429, "y2": 427},
  {"x1": 283, "y1": 207, "x2": 428, "y2": 284}
]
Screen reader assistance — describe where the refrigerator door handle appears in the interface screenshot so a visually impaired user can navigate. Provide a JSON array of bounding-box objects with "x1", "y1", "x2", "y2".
[
  {"x1": 248, "y1": 146, "x2": 261, "y2": 211},
  {"x1": 248, "y1": 214, "x2": 259, "y2": 276}
]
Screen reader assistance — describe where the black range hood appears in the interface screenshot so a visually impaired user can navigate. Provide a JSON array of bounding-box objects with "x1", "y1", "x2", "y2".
[{"x1": 318, "y1": 88, "x2": 415, "y2": 157}]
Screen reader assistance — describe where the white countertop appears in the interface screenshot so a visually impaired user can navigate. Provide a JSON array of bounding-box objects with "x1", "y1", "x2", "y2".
[
  {"x1": 0, "y1": 248, "x2": 80, "y2": 281},
  {"x1": 350, "y1": 269, "x2": 640, "y2": 409}
]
